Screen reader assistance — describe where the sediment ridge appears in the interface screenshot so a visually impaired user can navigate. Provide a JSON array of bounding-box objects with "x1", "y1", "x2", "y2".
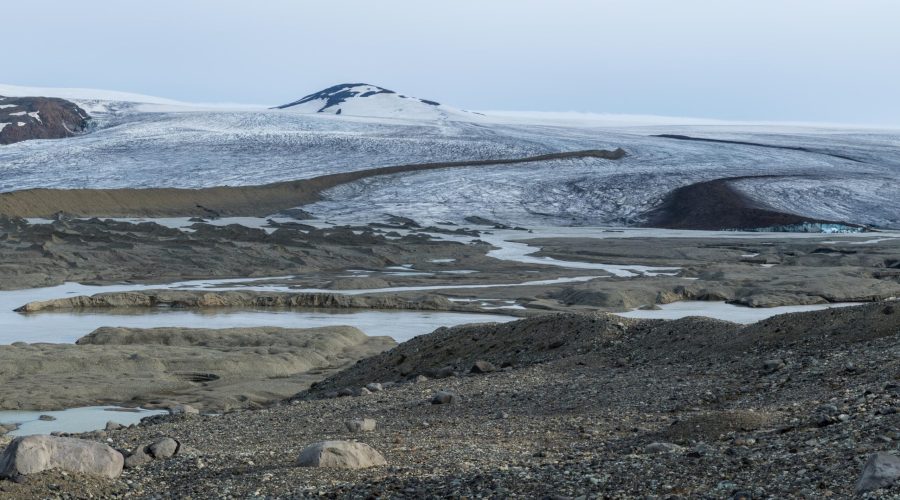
[{"x1": 13, "y1": 290, "x2": 501, "y2": 315}]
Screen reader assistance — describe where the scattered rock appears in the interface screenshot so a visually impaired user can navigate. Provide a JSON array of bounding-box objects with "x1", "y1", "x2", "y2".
[
  {"x1": 345, "y1": 419, "x2": 377, "y2": 433},
  {"x1": 0, "y1": 435, "x2": 124, "y2": 479},
  {"x1": 470, "y1": 360, "x2": 497, "y2": 374},
  {"x1": 296, "y1": 441, "x2": 387, "y2": 469},
  {"x1": 761, "y1": 359, "x2": 785, "y2": 373},
  {"x1": 37, "y1": 415, "x2": 56, "y2": 421},
  {"x1": 123, "y1": 447, "x2": 152, "y2": 469},
  {"x1": 856, "y1": 452, "x2": 900, "y2": 494},
  {"x1": 365, "y1": 383, "x2": 383, "y2": 392},
  {"x1": 170, "y1": 404, "x2": 199, "y2": 416},
  {"x1": 431, "y1": 391, "x2": 457, "y2": 405},
  {"x1": 426, "y1": 366, "x2": 456, "y2": 379},
  {"x1": 644, "y1": 442, "x2": 684, "y2": 454},
  {"x1": 148, "y1": 437, "x2": 179, "y2": 459}
]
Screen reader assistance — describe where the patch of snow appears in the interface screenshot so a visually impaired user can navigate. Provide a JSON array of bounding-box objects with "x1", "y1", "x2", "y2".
[
  {"x1": 16, "y1": 122, "x2": 25, "y2": 127},
  {"x1": 28, "y1": 111, "x2": 41, "y2": 123},
  {"x1": 0, "y1": 122, "x2": 8, "y2": 132},
  {"x1": 8, "y1": 111, "x2": 26, "y2": 116},
  {"x1": 0, "y1": 104, "x2": 16, "y2": 109},
  {"x1": 0, "y1": 83, "x2": 185, "y2": 105}
]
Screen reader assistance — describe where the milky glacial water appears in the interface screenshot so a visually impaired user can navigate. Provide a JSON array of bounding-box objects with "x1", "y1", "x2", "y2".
[
  {"x1": 0, "y1": 406, "x2": 168, "y2": 437},
  {"x1": 616, "y1": 300, "x2": 861, "y2": 324}
]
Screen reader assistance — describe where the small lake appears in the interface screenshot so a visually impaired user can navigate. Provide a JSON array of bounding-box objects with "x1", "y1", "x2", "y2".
[
  {"x1": 616, "y1": 300, "x2": 860, "y2": 324},
  {"x1": 0, "y1": 280, "x2": 519, "y2": 344},
  {"x1": 0, "y1": 406, "x2": 168, "y2": 437}
]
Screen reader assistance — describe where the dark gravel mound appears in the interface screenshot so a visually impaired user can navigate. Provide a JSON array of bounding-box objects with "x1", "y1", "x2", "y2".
[
  {"x1": 304, "y1": 302, "x2": 898, "y2": 397},
  {"x1": 653, "y1": 133, "x2": 864, "y2": 163},
  {"x1": 641, "y1": 176, "x2": 862, "y2": 230}
]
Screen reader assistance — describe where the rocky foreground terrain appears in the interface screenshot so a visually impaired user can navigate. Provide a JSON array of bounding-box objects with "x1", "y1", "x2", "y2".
[{"x1": 3, "y1": 302, "x2": 900, "y2": 498}]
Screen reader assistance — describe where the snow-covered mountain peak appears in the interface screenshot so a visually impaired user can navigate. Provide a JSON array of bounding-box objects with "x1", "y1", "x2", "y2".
[{"x1": 275, "y1": 83, "x2": 473, "y2": 120}]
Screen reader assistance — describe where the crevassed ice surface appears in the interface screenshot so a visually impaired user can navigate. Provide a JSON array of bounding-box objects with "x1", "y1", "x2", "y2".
[{"x1": 1, "y1": 102, "x2": 898, "y2": 228}]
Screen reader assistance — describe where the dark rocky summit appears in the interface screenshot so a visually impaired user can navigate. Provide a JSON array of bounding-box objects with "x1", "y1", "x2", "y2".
[
  {"x1": 0, "y1": 96, "x2": 90, "y2": 145},
  {"x1": 275, "y1": 83, "x2": 440, "y2": 113}
]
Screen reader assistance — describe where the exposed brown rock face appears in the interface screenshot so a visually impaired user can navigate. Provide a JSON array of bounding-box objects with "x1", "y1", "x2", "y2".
[{"x1": 0, "y1": 96, "x2": 90, "y2": 145}]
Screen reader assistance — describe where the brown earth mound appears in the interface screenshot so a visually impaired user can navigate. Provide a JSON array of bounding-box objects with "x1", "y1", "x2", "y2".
[{"x1": 0, "y1": 96, "x2": 89, "y2": 145}]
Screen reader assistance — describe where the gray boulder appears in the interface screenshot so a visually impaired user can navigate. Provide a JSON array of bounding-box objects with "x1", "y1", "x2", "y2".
[
  {"x1": 170, "y1": 404, "x2": 199, "y2": 416},
  {"x1": 0, "y1": 435, "x2": 124, "y2": 479},
  {"x1": 427, "y1": 366, "x2": 456, "y2": 379},
  {"x1": 148, "y1": 437, "x2": 179, "y2": 459},
  {"x1": 124, "y1": 447, "x2": 152, "y2": 469},
  {"x1": 124, "y1": 437, "x2": 180, "y2": 468},
  {"x1": 345, "y1": 419, "x2": 377, "y2": 433},
  {"x1": 296, "y1": 441, "x2": 386, "y2": 469},
  {"x1": 365, "y1": 383, "x2": 383, "y2": 392},
  {"x1": 431, "y1": 391, "x2": 457, "y2": 405},
  {"x1": 856, "y1": 452, "x2": 900, "y2": 493},
  {"x1": 105, "y1": 421, "x2": 123, "y2": 431},
  {"x1": 470, "y1": 360, "x2": 497, "y2": 374},
  {"x1": 761, "y1": 359, "x2": 786, "y2": 373}
]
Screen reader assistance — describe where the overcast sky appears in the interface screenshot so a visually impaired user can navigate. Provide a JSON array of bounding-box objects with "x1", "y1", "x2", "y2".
[{"x1": 6, "y1": 1, "x2": 899, "y2": 124}]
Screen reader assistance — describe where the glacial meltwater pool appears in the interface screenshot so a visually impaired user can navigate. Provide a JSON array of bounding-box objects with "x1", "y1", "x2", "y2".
[
  {"x1": 0, "y1": 406, "x2": 168, "y2": 437},
  {"x1": 616, "y1": 300, "x2": 861, "y2": 324}
]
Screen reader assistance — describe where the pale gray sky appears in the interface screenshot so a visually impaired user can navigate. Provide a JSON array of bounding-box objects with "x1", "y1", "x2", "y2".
[{"x1": 6, "y1": 0, "x2": 900, "y2": 124}]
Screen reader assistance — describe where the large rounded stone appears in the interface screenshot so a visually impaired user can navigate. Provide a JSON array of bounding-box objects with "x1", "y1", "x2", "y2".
[
  {"x1": 345, "y1": 418, "x2": 377, "y2": 433},
  {"x1": 0, "y1": 435, "x2": 124, "y2": 479},
  {"x1": 148, "y1": 437, "x2": 179, "y2": 459},
  {"x1": 857, "y1": 452, "x2": 900, "y2": 493},
  {"x1": 296, "y1": 441, "x2": 386, "y2": 469}
]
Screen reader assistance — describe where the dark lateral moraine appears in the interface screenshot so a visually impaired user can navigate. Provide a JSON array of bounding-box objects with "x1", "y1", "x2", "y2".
[
  {"x1": 641, "y1": 176, "x2": 866, "y2": 232},
  {"x1": 0, "y1": 96, "x2": 90, "y2": 145},
  {"x1": 652, "y1": 134, "x2": 863, "y2": 163}
]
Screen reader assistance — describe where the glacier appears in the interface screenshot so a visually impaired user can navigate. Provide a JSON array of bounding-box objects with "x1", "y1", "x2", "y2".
[{"x1": 0, "y1": 84, "x2": 898, "y2": 229}]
